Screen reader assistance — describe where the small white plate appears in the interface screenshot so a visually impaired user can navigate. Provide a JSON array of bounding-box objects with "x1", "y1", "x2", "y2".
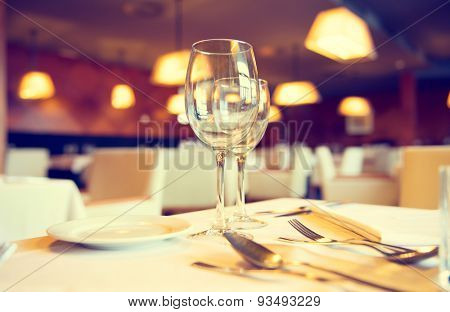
[{"x1": 47, "y1": 215, "x2": 191, "y2": 249}]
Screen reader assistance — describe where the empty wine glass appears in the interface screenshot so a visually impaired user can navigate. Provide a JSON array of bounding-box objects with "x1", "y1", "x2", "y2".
[
  {"x1": 230, "y1": 79, "x2": 270, "y2": 229},
  {"x1": 439, "y1": 166, "x2": 450, "y2": 289},
  {"x1": 185, "y1": 39, "x2": 259, "y2": 237}
]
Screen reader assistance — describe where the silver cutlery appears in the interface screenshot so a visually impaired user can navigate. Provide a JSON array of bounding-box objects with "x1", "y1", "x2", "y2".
[
  {"x1": 287, "y1": 219, "x2": 413, "y2": 252},
  {"x1": 256, "y1": 206, "x2": 308, "y2": 215},
  {"x1": 285, "y1": 219, "x2": 438, "y2": 264},
  {"x1": 224, "y1": 232, "x2": 399, "y2": 291},
  {"x1": 274, "y1": 209, "x2": 312, "y2": 218},
  {"x1": 192, "y1": 261, "x2": 337, "y2": 284},
  {"x1": 191, "y1": 261, "x2": 262, "y2": 279}
]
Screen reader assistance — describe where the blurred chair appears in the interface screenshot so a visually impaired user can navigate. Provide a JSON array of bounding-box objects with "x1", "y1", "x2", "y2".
[
  {"x1": 5, "y1": 148, "x2": 50, "y2": 177},
  {"x1": 262, "y1": 144, "x2": 291, "y2": 170},
  {"x1": 400, "y1": 146, "x2": 450, "y2": 209},
  {"x1": 0, "y1": 177, "x2": 85, "y2": 241},
  {"x1": 340, "y1": 147, "x2": 364, "y2": 176},
  {"x1": 85, "y1": 148, "x2": 165, "y2": 216},
  {"x1": 246, "y1": 149, "x2": 265, "y2": 170},
  {"x1": 316, "y1": 146, "x2": 398, "y2": 205},
  {"x1": 275, "y1": 143, "x2": 292, "y2": 170},
  {"x1": 363, "y1": 145, "x2": 401, "y2": 176},
  {"x1": 247, "y1": 145, "x2": 310, "y2": 200},
  {"x1": 160, "y1": 146, "x2": 237, "y2": 214}
]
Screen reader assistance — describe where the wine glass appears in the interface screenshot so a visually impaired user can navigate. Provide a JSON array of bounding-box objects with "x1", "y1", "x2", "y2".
[
  {"x1": 185, "y1": 39, "x2": 259, "y2": 237},
  {"x1": 230, "y1": 79, "x2": 270, "y2": 229},
  {"x1": 439, "y1": 166, "x2": 450, "y2": 289}
]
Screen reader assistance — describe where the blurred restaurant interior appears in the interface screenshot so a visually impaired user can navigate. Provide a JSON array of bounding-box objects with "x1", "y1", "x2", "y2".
[
  {"x1": 1, "y1": 0, "x2": 450, "y2": 209},
  {"x1": 1, "y1": 0, "x2": 450, "y2": 291}
]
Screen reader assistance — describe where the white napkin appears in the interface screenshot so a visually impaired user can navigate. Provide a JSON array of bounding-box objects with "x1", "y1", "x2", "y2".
[
  {"x1": 325, "y1": 203, "x2": 440, "y2": 246},
  {"x1": 0, "y1": 242, "x2": 17, "y2": 265}
]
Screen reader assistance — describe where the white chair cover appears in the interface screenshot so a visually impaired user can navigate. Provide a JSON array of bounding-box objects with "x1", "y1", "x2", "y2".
[
  {"x1": 5, "y1": 148, "x2": 50, "y2": 177},
  {"x1": 340, "y1": 147, "x2": 364, "y2": 176},
  {"x1": 85, "y1": 148, "x2": 166, "y2": 216},
  {"x1": 160, "y1": 146, "x2": 237, "y2": 211},
  {"x1": 247, "y1": 146, "x2": 309, "y2": 200},
  {"x1": 316, "y1": 146, "x2": 398, "y2": 205},
  {"x1": 315, "y1": 146, "x2": 336, "y2": 182}
]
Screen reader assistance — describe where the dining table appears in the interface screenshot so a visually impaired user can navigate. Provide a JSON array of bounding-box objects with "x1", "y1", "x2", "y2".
[{"x1": 0, "y1": 198, "x2": 443, "y2": 292}]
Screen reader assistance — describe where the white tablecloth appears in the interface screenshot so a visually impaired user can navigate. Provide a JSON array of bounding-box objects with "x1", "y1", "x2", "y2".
[
  {"x1": 0, "y1": 177, "x2": 86, "y2": 241},
  {"x1": 0, "y1": 198, "x2": 442, "y2": 291}
]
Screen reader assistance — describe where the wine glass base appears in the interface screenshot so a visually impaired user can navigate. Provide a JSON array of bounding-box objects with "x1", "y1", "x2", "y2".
[{"x1": 231, "y1": 215, "x2": 267, "y2": 230}]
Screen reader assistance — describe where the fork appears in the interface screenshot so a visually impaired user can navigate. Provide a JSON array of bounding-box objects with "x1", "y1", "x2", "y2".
[{"x1": 285, "y1": 219, "x2": 438, "y2": 263}]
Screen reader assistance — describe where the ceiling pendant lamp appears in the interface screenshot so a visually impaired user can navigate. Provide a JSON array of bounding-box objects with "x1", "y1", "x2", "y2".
[
  {"x1": 272, "y1": 81, "x2": 321, "y2": 106},
  {"x1": 268, "y1": 105, "x2": 282, "y2": 122},
  {"x1": 18, "y1": 30, "x2": 55, "y2": 100},
  {"x1": 338, "y1": 96, "x2": 372, "y2": 117},
  {"x1": 111, "y1": 84, "x2": 135, "y2": 109},
  {"x1": 18, "y1": 71, "x2": 55, "y2": 100},
  {"x1": 150, "y1": 0, "x2": 191, "y2": 86},
  {"x1": 151, "y1": 50, "x2": 191, "y2": 86},
  {"x1": 305, "y1": 7, "x2": 376, "y2": 62}
]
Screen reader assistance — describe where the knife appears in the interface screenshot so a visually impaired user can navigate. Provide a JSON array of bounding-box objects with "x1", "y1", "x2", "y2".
[{"x1": 224, "y1": 233, "x2": 399, "y2": 291}]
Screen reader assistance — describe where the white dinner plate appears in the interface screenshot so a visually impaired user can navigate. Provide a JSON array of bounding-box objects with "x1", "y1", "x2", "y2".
[{"x1": 47, "y1": 215, "x2": 191, "y2": 249}]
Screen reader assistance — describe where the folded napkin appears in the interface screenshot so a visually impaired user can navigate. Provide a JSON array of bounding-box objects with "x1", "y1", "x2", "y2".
[
  {"x1": 307, "y1": 203, "x2": 440, "y2": 246},
  {"x1": 0, "y1": 242, "x2": 17, "y2": 265},
  {"x1": 307, "y1": 204, "x2": 381, "y2": 242}
]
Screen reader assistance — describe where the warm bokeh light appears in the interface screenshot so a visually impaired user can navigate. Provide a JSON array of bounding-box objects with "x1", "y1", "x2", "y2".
[
  {"x1": 151, "y1": 50, "x2": 212, "y2": 86},
  {"x1": 272, "y1": 81, "x2": 321, "y2": 106},
  {"x1": 150, "y1": 50, "x2": 191, "y2": 86},
  {"x1": 18, "y1": 71, "x2": 55, "y2": 100},
  {"x1": 268, "y1": 105, "x2": 282, "y2": 122},
  {"x1": 167, "y1": 93, "x2": 186, "y2": 115},
  {"x1": 305, "y1": 7, "x2": 376, "y2": 62},
  {"x1": 177, "y1": 113, "x2": 189, "y2": 125},
  {"x1": 447, "y1": 91, "x2": 450, "y2": 108},
  {"x1": 338, "y1": 96, "x2": 372, "y2": 116},
  {"x1": 111, "y1": 84, "x2": 136, "y2": 109}
]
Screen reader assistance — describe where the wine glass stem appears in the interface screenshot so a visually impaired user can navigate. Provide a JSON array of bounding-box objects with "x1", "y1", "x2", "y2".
[
  {"x1": 213, "y1": 150, "x2": 227, "y2": 231},
  {"x1": 235, "y1": 155, "x2": 247, "y2": 217}
]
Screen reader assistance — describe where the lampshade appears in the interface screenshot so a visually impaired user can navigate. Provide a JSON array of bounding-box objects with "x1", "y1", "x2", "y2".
[
  {"x1": 111, "y1": 84, "x2": 135, "y2": 109},
  {"x1": 167, "y1": 93, "x2": 186, "y2": 115},
  {"x1": 268, "y1": 105, "x2": 282, "y2": 122},
  {"x1": 272, "y1": 81, "x2": 321, "y2": 106},
  {"x1": 18, "y1": 71, "x2": 55, "y2": 100},
  {"x1": 338, "y1": 96, "x2": 372, "y2": 116},
  {"x1": 305, "y1": 7, "x2": 376, "y2": 62},
  {"x1": 150, "y1": 50, "x2": 190, "y2": 86}
]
